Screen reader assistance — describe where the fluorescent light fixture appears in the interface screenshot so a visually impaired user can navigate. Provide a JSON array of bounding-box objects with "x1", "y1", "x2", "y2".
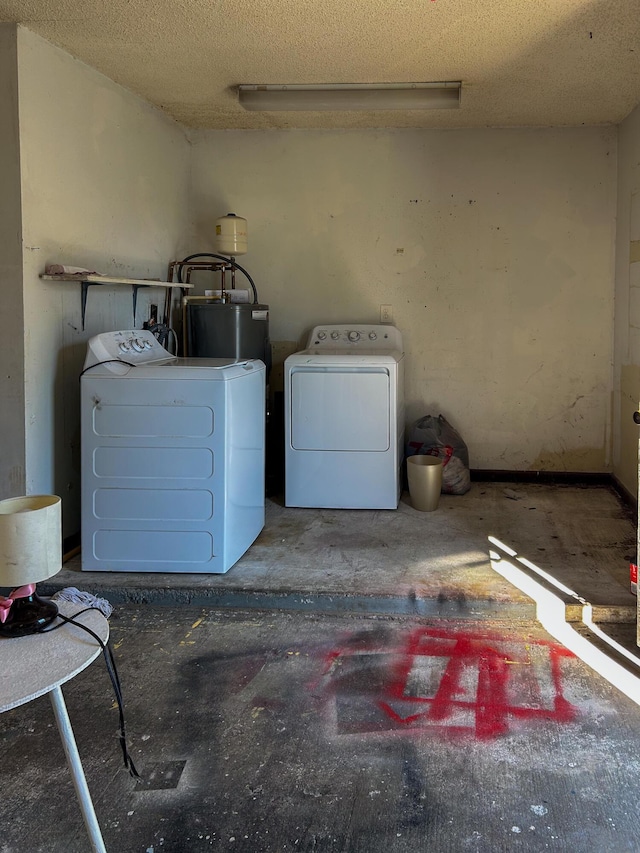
[{"x1": 238, "y1": 82, "x2": 461, "y2": 111}]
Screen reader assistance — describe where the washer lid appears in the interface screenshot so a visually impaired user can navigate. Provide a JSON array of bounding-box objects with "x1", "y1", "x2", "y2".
[{"x1": 82, "y1": 358, "x2": 265, "y2": 379}]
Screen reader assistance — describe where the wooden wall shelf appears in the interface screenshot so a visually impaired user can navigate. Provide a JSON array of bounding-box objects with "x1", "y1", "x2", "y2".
[{"x1": 40, "y1": 274, "x2": 192, "y2": 329}]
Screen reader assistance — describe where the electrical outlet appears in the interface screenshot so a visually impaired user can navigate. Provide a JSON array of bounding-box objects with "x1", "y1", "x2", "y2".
[{"x1": 380, "y1": 304, "x2": 393, "y2": 324}]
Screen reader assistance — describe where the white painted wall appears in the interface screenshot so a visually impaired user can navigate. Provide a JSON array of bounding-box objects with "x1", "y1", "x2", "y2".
[
  {"x1": 614, "y1": 103, "x2": 640, "y2": 500},
  {"x1": 0, "y1": 25, "x2": 26, "y2": 498},
  {"x1": 0, "y1": 25, "x2": 623, "y2": 536},
  {"x1": 189, "y1": 128, "x2": 616, "y2": 472},
  {"x1": 12, "y1": 27, "x2": 191, "y2": 537}
]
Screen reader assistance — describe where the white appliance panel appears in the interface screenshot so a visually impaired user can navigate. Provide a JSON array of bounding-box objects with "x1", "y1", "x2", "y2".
[
  {"x1": 93, "y1": 489, "x2": 213, "y2": 521},
  {"x1": 93, "y1": 404, "x2": 214, "y2": 437},
  {"x1": 93, "y1": 530, "x2": 213, "y2": 563},
  {"x1": 81, "y1": 330, "x2": 265, "y2": 573},
  {"x1": 284, "y1": 324, "x2": 404, "y2": 509},
  {"x1": 291, "y1": 369, "x2": 389, "y2": 452},
  {"x1": 93, "y1": 446, "x2": 214, "y2": 479}
]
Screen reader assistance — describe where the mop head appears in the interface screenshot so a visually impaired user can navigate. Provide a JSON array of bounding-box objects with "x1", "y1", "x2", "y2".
[{"x1": 52, "y1": 586, "x2": 113, "y2": 618}]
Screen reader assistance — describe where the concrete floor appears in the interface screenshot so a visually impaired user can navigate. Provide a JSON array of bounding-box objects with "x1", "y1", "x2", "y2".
[
  {"x1": 3, "y1": 482, "x2": 640, "y2": 852},
  {"x1": 48, "y1": 482, "x2": 637, "y2": 620},
  {"x1": 3, "y1": 608, "x2": 640, "y2": 852}
]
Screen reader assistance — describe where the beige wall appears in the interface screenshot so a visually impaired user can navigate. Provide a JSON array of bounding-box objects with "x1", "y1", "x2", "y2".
[
  {"x1": 0, "y1": 25, "x2": 25, "y2": 498},
  {"x1": 1, "y1": 26, "x2": 626, "y2": 537},
  {"x1": 614, "y1": 103, "x2": 640, "y2": 500},
  {"x1": 9, "y1": 27, "x2": 191, "y2": 536},
  {"x1": 189, "y1": 127, "x2": 617, "y2": 472}
]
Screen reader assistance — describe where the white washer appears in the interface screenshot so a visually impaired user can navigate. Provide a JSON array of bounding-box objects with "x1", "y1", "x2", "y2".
[
  {"x1": 81, "y1": 330, "x2": 265, "y2": 574},
  {"x1": 284, "y1": 324, "x2": 404, "y2": 509}
]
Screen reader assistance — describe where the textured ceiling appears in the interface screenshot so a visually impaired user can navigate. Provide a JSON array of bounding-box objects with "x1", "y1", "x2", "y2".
[{"x1": 1, "y1": 0, "x2": 640, "y2": 130}]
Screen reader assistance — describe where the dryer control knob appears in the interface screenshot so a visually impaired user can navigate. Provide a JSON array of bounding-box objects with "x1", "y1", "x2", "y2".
[
  {"x1": 331, "y1": 331, "x2": 340, "y2": 340},
  {"x1": 118, "y1": 341, "x2": 131, "y2": 353},
  {"x1": 317, "y1": 331, "x2": 327, "y2": 340},
  {"x1": 369, "y1": 332, "x2": 377, "y2": 341},
  {"x1": 131, "y1": 339, "x2": 145, "y2": 352},
  {"x1": 348, "y1": 331, "x2": 360, "y2": 342}
]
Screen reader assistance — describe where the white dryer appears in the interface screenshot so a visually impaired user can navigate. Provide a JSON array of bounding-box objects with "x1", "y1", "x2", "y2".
[
  {"x1": 284, "y1": 324, "x2": 404, "y2": 509},
  {"x1": 81, "y1": 330, "x2": 265, "y2": 574}
]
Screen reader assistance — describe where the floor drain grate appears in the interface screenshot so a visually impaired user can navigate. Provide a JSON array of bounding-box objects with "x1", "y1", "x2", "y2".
[{"x1": 135, "y1": 760, "x2": 187, "y2": 791}]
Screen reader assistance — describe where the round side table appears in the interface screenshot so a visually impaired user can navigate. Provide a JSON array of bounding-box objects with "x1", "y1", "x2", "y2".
[{"x1": 0, "y1": 603, "x2": 110, "y2": 853}]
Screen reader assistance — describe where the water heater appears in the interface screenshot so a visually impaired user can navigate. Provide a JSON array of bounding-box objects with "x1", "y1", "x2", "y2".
[
  {"x1": 173, "y1": 214, "x2": 271, "y2": 377},
  {"x1": 184, "y1": 299, "x2": 271, "y2": 378}
]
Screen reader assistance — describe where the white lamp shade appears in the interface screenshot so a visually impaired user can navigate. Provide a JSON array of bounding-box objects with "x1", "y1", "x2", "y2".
[{"x1": 0, "y1": 495, "x2": 62, "y2": 587}]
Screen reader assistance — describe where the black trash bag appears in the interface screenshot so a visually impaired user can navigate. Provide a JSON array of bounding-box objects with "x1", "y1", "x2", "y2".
[{"x1": 406, "y1": 414, "x2": 471, "y2": 495}]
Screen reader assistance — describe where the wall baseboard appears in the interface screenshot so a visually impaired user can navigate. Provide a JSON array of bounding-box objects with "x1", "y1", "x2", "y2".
[
  {"x1": 62, "y1": 532, "x2": 80, "y2": 562},
  {"x1": 471, "y1": 469, "x2": 612, "y2": 485},
  {"x1": 471, "y1": 469, "x2": 637, "y2": 514},
  {"x1": 610, "y1": 475, "x2": 638, "y2": 511}
]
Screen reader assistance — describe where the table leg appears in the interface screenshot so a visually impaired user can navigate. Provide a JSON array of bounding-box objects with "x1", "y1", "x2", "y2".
[{"x1": 49, "y1": 685, "x2": 107, "y2": 853}]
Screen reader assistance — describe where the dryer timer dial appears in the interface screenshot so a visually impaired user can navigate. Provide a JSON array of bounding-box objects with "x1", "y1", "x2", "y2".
[{"x1": 348, "y1": 331, "x2": 360, "y2": 342}]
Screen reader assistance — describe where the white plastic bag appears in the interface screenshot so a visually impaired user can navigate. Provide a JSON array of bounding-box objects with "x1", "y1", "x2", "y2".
[{"x1": 406, "y1": 414, "x2": 471, "y2": 495}]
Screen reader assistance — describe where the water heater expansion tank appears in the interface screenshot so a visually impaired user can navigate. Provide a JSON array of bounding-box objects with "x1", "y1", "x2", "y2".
[{"x1": 215, "y1": 213, "x2": 248, "y2": 256}]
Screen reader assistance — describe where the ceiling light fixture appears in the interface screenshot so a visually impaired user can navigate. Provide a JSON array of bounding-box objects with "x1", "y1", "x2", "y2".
[{"x1": 237, "y1": 82, "x2": 461, "y2": 111}]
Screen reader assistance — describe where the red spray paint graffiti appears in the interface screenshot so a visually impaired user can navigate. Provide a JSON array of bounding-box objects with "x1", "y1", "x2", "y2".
[{"x1": 317, "y1": 626, "x2": 577, "y2": 740}]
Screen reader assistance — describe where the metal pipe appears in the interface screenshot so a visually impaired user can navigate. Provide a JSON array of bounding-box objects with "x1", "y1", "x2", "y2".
[{"x1": 49, "y1": 686, "x2": 107, "y2": 853}]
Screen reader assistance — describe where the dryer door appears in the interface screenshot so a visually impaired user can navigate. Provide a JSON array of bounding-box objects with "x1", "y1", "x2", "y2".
[{"x1": 290, "y1": 366, "x2": 390, "y2": 451}]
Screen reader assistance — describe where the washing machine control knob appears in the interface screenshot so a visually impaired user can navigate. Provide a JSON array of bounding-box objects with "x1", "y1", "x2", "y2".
[
  {"x1": 143, "y1": 339, "x2": 153, "y2": 349},
  {"x1": 348, "y1": 331, "x2": 360, "y2": 342},
  {"x1": 131, "y1": 338, "x2": 145, "y2": 352},
  {"x1": 369, "y1": 332, "x2": 377, "y2": 341},
  {"x1": 331, "y1": 331, "x2": 340, "y2": 340},
  {"x1": 317, "y1": 331, "x2": 327, "y2": 340},
  {"x1": 118, "y1": 341, "x2": 131, "y2": 353}
]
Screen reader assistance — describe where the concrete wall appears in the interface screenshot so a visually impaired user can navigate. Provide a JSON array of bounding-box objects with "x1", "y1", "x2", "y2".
[
  {"x1": 0, "y1": 26, "x2": 625, "y2": 535},
  {"x1": 12, "y1": 27, "x2": 191, "y2": 537},
  {"x1": 189, "y1": 127, "x2": 617, "y2": 472},
  {"x1": 0, "y1": 25, "x2": 26, "y2": 498},
  {"x1": 614, "y1": 103, "x2": 640, "y2": 500}
]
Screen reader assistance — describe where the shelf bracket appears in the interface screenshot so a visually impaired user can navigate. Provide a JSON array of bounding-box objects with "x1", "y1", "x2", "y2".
[
  {"x1": 80, "y1": 281, "x2": 149, "y2": 330},
  {"x1": 40, "y1": 273, "x2": 191, "y2": 330},
  {"x1": 80, "y1": 281, "x2": 92, "y2": 331},
  {"x1": 132, "y1": 285, "x2": 144, "y2": 325}
]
